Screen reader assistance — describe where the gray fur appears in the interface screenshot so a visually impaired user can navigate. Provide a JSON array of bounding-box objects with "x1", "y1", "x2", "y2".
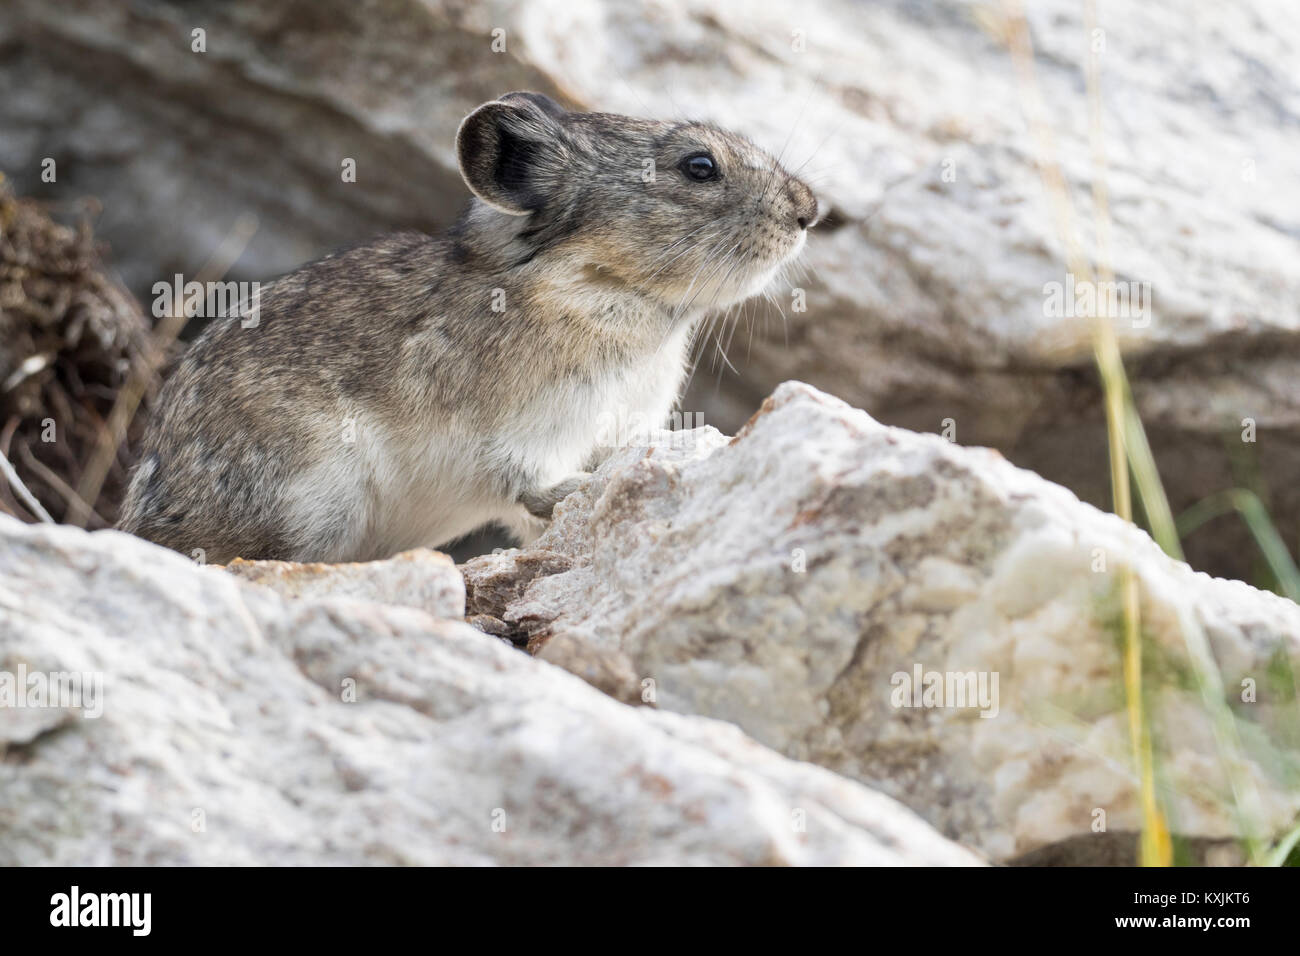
[{"x1": 119, "y1": 93, "x2": 821, "y2": 563}]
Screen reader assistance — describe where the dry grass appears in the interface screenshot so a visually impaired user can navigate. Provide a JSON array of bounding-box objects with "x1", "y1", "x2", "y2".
[
  {"x1": 0, "y1": 174, "x2": 160, "y2": 527},
  {"x1": 995, "y1": 0, "x2": 1298, "y2": 865}
]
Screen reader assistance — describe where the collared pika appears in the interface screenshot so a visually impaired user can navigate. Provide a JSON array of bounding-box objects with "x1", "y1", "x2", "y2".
[{"x1": 119, "y1": 92, "x2": 821, "y2": 563}]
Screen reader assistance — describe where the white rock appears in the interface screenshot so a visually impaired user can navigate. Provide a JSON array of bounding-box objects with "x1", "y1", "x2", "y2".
[
  {"x1": 0, "y1": 516, "x2": 978, "y2": 866},
  {"x1": 464, "y1": 382, "x2": 1300, "y2": 863},
  {"x1": 223, "y1": 548, "x2": 465, "y2": 619}
]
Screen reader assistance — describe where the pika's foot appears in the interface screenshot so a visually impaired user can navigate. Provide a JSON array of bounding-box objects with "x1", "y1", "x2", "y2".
[{"x1": 519, "y1": 473, "x2": 590, "y2": 519}]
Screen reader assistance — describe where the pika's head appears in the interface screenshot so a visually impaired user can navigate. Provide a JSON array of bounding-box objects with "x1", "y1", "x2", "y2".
[{"x1": 456, "y1": 92, "x2": 822, "y2": 315}]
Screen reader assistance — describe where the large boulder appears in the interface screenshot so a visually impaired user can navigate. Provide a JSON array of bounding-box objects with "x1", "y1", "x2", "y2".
[
  {"x1": 0, "y1": 514, "x2": 979, "y2": 866},
  {"x1": 463, "y1": 382, "x2": 1300, "y2": 864}
]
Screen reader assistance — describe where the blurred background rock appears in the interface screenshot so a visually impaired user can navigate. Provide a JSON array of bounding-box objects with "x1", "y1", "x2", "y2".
[{"x1": 2, "y1": 0, "x2": 1298, "y2": 583}]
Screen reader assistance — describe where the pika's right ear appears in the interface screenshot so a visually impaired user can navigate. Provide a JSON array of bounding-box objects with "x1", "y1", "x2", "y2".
[{"x1": 456, "y1": 95, "x2": 565, "y2": 216}]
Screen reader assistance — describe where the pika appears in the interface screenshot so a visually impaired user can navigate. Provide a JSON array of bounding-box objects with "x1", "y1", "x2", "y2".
[{"x1": 119, "y1": 92, "x2": 821, "y2": 563}]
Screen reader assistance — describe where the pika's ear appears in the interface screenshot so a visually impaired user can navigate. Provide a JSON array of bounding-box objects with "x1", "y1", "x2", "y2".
[
  {"x1": 495, "y1": 91, "x2": 568, "y2": 121},
  {"x1": 456, "y1": 92, "x2": 567, "y2": 216}
]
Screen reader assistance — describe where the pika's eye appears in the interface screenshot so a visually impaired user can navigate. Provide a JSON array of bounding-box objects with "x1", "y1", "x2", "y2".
[{"x1": 679, "y1": 153, "x2": 718, "y2": 182}]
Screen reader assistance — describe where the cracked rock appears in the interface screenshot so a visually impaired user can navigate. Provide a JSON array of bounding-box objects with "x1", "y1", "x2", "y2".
[
  {"x1": 0, "y1": 515, "x2": 978, "y2": 866},
  {"x1": 463, "y1": 381, "x2": 1300, "y2": 864}
]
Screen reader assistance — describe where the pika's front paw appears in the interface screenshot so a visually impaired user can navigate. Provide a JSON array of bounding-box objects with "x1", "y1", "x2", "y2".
[{"x1": 519, "y1": 472, "x2": 591, "y2": 519}]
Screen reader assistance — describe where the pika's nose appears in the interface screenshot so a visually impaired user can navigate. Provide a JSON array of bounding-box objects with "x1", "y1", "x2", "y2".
[{"x1": 788, "y1": 180, "x2": 821, "y2": 231}]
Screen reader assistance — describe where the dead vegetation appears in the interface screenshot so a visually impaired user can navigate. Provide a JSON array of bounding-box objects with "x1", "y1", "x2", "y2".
[{"x1": 0, "y1": 175, "x2": 163, "y2": 528}]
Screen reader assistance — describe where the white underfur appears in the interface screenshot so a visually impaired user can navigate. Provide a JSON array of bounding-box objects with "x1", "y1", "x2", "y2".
[{"x1": 283, "y1": 319, "x2": 695, "y2": 562}]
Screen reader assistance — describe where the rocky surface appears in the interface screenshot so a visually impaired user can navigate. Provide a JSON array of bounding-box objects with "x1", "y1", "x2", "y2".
[
  {"x1": 0, "y1": 513, "x2": 980, "y2": 866},
  {"x1": 464, "y1": 382, "x2": 1300, "y2": 864},
  {"x1": 6, "y1": 0, "x2": 1298, "y2": 865},
  {"x1": 5, "y1": 376, "x2": 1298, "y2": 865},
  {"x1": 4, "y1": 0, "x2": 1299, "y2": 579},
  {"x1": 224, "y1": 548, "x2": 465, "y2": 620}
]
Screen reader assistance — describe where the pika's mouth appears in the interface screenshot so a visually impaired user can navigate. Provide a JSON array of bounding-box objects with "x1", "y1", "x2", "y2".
[
  {"x1": 637, "y1": 211, "x2": 813, "y2": 317},
  {"x1": 684, "y1": 227, "x2": 807, "y2": 313}
]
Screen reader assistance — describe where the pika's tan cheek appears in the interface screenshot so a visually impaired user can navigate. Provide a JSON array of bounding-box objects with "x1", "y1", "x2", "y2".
[{"x1": 581, "y1": 263, "x2": 638, "y2": 292}]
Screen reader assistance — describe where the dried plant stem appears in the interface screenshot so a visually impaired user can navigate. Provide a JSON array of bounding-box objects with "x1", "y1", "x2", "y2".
[
  {"x1": 0, "y1": 447, "x2": 54, "y2": 523},
  {"x1": 17, "y1": 442, "x2": 107, "y2": 528},
  {"x1": 1002, "y1": 0, "x2": 1169, "y2": 865},
  {"x1": 1000, "y1": 0, "x2": 1276, "y2": 866}
]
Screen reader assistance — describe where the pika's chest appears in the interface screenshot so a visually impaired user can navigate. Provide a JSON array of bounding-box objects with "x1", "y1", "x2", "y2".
[{"x1": 500, "y1": 324, "x2": 694, "y2": 481}]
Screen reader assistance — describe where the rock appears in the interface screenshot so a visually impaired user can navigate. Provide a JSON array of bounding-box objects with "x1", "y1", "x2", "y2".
[
  {"x1": 5, "y1": 0, "x2": 1299, "y2": 579},
  {"x1": 0, "y1": 514, "x2": 979, "y2": 866},
  {"x1": 0, "y1": 0, "x2": 557, "y2": 296},
  {"x1": 462, "y1": 382, "x2": 1300, "y2": 864},
  {"x1": 224, "y1": 548, "x2": 465, "y2": 620}
]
